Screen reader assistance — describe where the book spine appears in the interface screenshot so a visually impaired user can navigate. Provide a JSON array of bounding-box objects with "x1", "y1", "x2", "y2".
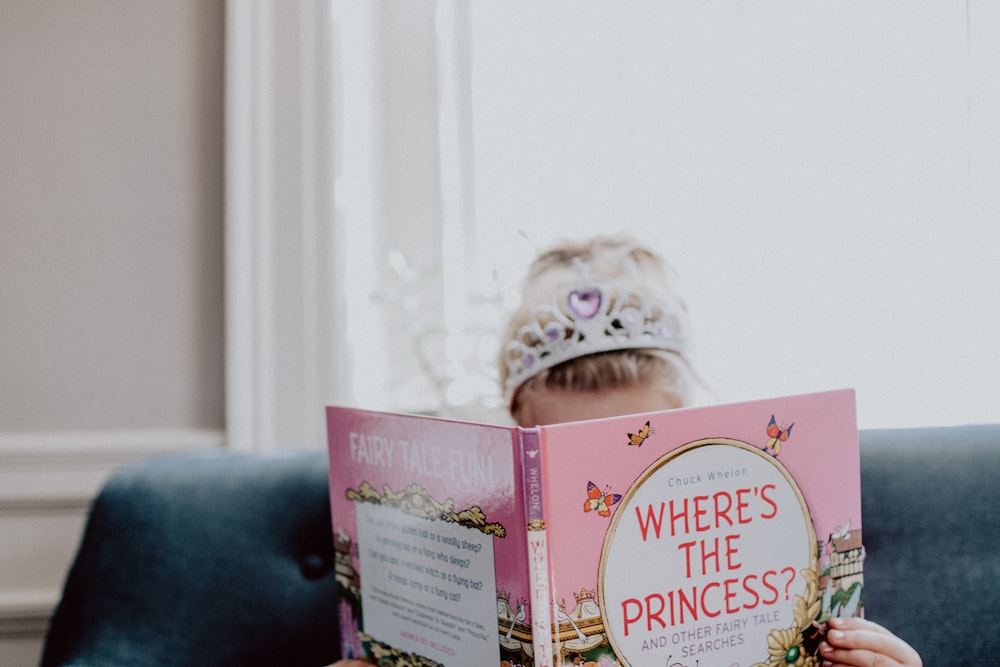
[{"x1": 521, "y1": 429, "x2": 553, "y2": 667}]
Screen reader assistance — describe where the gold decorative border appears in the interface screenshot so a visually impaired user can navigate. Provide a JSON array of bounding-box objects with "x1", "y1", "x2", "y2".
[
  {"x1": 346, "y1": 481, "x2": 506, "y2": 538},
  {"x1": 357, "y1": 631, "x2": 447, "y2": 667}
]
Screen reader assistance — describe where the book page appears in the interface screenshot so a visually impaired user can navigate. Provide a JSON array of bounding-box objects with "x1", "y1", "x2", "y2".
[
  {"x1": 327, "y1": 407, "x2": 533, "y2": 666},
  {"x1": 355, "y1": 502, "x2": 498, "y2": 664}
]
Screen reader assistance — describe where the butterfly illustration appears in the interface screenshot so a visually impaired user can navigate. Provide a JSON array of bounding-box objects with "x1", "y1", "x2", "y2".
[
  {"x1": 583, "y1": 481, "x2": 621, "y2": 517},
  {"x1": 627, "y1": 420, "x2": 652, "y2": 447},
  {"x1": 764, "y1": 414, "x2": 794, "y2": 457}
]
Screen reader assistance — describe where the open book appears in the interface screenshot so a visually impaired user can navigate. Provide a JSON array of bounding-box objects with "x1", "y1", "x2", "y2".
[{"x1": 326, "y1": 389, "x2": 863, "y2": 667}]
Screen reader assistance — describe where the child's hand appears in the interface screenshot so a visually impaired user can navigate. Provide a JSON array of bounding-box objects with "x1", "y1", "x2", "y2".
[{"x1": 819, "y1": 617, "x2": 922, "y2": 667}]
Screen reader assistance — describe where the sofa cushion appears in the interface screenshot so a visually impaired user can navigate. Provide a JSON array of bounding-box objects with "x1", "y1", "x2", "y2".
[
  {"x1": 860, "y1": 424, "x2": 1000, "y2": 664},
  {"x1": 40, "y1": 450, "x2": 340, "y2": 667}
]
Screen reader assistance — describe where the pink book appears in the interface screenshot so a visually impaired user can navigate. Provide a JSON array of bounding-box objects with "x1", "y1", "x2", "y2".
[{"x1": 327, "y1": 389, "x2": 862, "y2": 667}]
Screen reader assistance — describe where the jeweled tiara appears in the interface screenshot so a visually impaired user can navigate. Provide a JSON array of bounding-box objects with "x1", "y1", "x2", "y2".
[{"x1": 501, "y1": 260, "x2": 689, "y2": 403}]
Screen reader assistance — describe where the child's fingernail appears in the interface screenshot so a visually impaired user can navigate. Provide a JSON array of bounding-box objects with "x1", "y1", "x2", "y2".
[{"x1": 829, "y1": 629, "x2": 845, "y2": 641}]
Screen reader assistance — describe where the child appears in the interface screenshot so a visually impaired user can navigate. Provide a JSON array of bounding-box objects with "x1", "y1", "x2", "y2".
[
  {"x1": 333, "y1": 235, "x2": 922, "y2": 667},
  {"x1": 499, "y1": 234, "x2": 696, "y2": 427}
]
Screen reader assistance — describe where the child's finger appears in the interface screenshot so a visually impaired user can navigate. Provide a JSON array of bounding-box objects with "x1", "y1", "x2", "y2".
[{"x1": 819, "y1": 617, "x2": 922, "y2": 667}]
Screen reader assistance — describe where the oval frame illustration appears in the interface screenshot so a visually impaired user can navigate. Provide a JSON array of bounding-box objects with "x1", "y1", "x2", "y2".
[{"x1": 598, "y1": 438, "x2": 816, "y2": 667}]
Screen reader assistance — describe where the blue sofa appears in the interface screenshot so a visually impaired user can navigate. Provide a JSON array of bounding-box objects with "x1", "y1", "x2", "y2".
[{"x1": 39, "y1": 425, "x2": 1000, "y2": 666}]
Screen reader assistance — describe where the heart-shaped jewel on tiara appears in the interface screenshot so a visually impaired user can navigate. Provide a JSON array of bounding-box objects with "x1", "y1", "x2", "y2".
[
  {"x1": 504, "y1": 279, "x2": 688, "y2": 403},
  {"x1": 567, "y1": 287, "x2": 602, "y2": 319}
]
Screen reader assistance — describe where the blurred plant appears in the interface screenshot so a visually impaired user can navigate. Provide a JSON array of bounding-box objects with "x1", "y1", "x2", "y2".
[{"x1": 371, "y1": 249, "x2": 510, "y2": 422}]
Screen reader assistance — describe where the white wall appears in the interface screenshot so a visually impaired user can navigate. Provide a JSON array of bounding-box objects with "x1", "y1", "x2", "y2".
[
  {"x1": 466, "y1": 2, "x2": 1000, "y2": 429},
  {"x1": 0, "y1": 2, "x2": 225, "y2": 664}
]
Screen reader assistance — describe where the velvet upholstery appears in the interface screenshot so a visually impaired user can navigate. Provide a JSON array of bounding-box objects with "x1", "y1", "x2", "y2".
[
  {"x1": 40, "y1": 451, "x2": 339, "y2": 667},
  {"x1": 40, "y1": 425, "x2": 1000, "y2": 666},
  {"x1": 859, "y1": 425, "x2": 1000, "y2": 663}
]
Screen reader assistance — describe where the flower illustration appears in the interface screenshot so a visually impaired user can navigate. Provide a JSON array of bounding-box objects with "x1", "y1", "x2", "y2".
[
  {"x1": 753, "y1": 626, "x2": 818, "y2": 667},
  {"x1": 751, "y1": 555, "x2": 823, "y2": 667},
  {"x1": 346, "y1": 481, "x2": 505, "y2": 535}
]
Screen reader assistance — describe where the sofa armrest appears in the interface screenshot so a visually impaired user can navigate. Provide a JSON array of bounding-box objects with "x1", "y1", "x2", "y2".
[
  {"x1": 40, "y1": 450, "x2": 340, "y2": 667},
  {"x1": 860, "y1": 424, "x2": 1000, "y2": 665}
]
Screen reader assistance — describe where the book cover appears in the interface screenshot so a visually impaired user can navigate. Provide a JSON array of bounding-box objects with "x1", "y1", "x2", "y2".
[{"x1": 327, "y1": 389, "x2": 862, "y2": 667}]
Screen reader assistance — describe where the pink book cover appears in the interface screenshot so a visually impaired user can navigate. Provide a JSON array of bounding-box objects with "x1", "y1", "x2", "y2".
[
  {"x1": 327, "y1": 388, "x2": 862, "y2": 667},
  {"x1": 326, "y1": 406, "x2": 534, "y2": 666},
  {"x1": 535, "y1": 388, "x2": 861, "y2": 667}
]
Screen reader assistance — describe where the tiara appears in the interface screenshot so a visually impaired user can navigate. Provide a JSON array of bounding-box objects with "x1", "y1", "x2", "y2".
[{"x1": 502, "y1": 261, "x2": 688, "y2": 403}]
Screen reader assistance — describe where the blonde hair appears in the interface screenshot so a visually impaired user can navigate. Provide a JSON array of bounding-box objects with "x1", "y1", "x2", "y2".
[{"x1": 500, "y1": 235, "x2": 696, "y2": 423}]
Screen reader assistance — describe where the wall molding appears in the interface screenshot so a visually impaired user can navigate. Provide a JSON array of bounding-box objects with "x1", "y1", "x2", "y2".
[
  {"x1": 0, "y1": 429, "x2": 224, "y2": 510},
  {"x1": 0, "y1": 589, "x2": 58, "y2": 639},
  {"x1": 225, "y1": 0, "x2": 344, "y2": 453},
  {"x1": 0, "y1": 429, "x2": 224, "y2": 647}
]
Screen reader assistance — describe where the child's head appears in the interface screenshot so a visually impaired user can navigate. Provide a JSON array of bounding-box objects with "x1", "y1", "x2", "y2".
[{"x1": 500, "y1": 235, "x2": 695, "y2": 426}]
